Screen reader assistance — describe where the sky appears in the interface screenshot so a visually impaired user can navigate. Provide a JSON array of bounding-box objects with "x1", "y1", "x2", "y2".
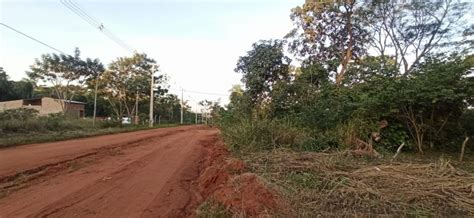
[{"x1": 0, "y1": 0, "x2": 303, "y2": 111}]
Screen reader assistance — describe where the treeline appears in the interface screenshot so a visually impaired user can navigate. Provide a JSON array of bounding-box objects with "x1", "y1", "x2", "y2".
[
  {"x1": 217, "y1": 0, "x2": 474, "y2": 154},
  {"x1": 0, "y1": 49, "x2": 196, "y2": 124},
  {"x1": 0, "y1": 68, "x2": 34, "y2": 101}
]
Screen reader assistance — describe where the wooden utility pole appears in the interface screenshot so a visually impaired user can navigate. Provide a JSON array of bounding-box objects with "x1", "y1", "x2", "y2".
[
  {"x1": 92, "y1": 76, "x2": 99, "y2": 127},
  {"x1": 149, "y1": 71, "x2": 154, "y2": 127},
  {"x1": 135, "y1": 90, "x2": 139, "y2": 125},
  {"x1": 180, "y1": 88, "x2": 184, "y2": 124}
]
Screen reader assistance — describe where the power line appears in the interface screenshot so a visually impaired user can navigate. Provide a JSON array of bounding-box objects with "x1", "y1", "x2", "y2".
[
  {"x1": 186, "y1": 90, "x2": 228, "y2": 97},
  {"x1": 0, "y1": 23, "x2": 67, "y2": 54},
  {"x1": 169, "y1": 88, "x2": 228, "y2": 97},
  {"x1": 62, "y1": 0, "x2": 135, "y2": 53},
  {"x1": 64, "y1": 0, "x2": 101, "y2": 26},
  {"x1": 60, "y1": 0, "x2": 136, "y2": 53}
]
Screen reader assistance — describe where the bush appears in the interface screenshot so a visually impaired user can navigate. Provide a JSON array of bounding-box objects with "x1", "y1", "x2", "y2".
[
  {"x1": 219, "y1": 118, "x2": 312, "y2": 152},
  {"x1": 99, "y1": 119, "x2": 123, "y2": 128},
  {"x1": 0, "y1": 108, "x2": 39, "y2": 120},
  {"x1": 0, "y1": 110, "x2": 96, "y2": 134},
  {"x1": 217, "y1": 53, "x2": 474, "y2": 154}
]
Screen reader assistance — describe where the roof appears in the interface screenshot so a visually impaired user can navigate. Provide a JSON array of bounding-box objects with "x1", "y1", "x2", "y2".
[
  {"x1": 63, "y1": 100, "x2": 87, "y2": 105},
  {"x1": 0, "y1": 97, "x2": 86, "y2": 104}
]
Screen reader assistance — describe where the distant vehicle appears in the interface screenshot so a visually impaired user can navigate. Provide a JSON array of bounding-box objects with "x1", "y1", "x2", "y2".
[{"x1": 122, "y1": 116, "x2": 131, "y2": 124}]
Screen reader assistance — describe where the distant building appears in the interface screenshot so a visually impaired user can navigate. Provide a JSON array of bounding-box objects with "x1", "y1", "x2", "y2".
[{"x1": 0, "y1": 97, "x2": 86, "y2": 118}]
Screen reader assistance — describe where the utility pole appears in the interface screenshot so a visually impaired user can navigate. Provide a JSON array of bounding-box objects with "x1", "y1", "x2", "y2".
[
  {"x1": 149, "y1": 71, "x2": 154, "y2": 127},
  {"x1": 201, "y1": 109, "x2": 204, "y2": 123},
  {"x1": 92, "y1": 75, "x2": 99, "y2": 127},
  {"x1": 180, "y1": 88, "x2": 184, "y2": 124},
  {"x1": 135, "y1": 89, "x2": 139, "y2": 125}
]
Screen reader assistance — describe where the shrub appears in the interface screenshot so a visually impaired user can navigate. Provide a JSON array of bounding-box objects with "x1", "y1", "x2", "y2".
[
  {"x1": 219, "y1": 118, "x2": 312, "y2": 152},
  {"x1": 0, "y1": 110, "x2": 96, "y2": 134},
  {"x1": 99, "y1": 119, "x2": 123, "y2": 128},
  {"x1": 0, "y1": 108, "x2": 39, "y2": 120}
]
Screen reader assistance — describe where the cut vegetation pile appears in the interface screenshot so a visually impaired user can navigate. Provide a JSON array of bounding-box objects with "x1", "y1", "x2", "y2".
[{"x1": 242, "y1": 149, "x2": 474, "y2": 216}]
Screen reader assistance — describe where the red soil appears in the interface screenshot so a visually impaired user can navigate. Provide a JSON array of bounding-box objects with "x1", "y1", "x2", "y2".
[
  {"x1": 198, "y1": 137, "x2": 288, "y2": 216},
  {"x1": 0, "y1": 125, "x2": 285, "y2": 217}
]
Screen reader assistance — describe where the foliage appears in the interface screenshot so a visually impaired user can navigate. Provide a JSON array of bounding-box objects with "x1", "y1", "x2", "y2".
[
  {"x1": 0, "y1": 109, "x2": 86, "y2": 134},
  {"x1": 153, "y1": 93, "x2": 195, "y2": 124},
  {"x1": 0, "y1": 108, "x2": 39, "y2": 121},
  {"x1": 235, "y1": 40, "x2": 291, "y2": 108},
  {"x1": 199, "y1": 99, "x2": 223, "y2": 125},
  {"x1": 0, "y1": 67, "x2": 15, "y2": 101},
  {"x1": 27, "y1": 48, "x2": 87, "y2": 113},
  {"x1": 0, "y1": 68, "x2": 35, "y2": 101},
  {"x1": 217, "y1": 0, "x2": 474, "y2": 154},
  {"x1": 218, "y1": 117, "x2": 312, "y2": 153},
  {"x1": 2, "y1": 50, "x2": 174, "y2": 124},
  {"x1": 365, "y1": 0, "x2": 472, "y2": 74},
  {"x1": 101, "y1": 53, "x2": 165, "y2": 119},
  {"x1": 287, "y1": 0, "x2": 370, "y2": 85}
]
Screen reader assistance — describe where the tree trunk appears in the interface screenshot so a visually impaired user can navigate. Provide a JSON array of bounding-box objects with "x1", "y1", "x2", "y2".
[{"x1": 335, "y1": 2, "x2": 354, "y2": 86}]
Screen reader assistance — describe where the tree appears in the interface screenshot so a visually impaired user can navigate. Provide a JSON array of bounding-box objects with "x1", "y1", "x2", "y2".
[
  {"x1": 235, "y1": 40, "x2": 291, "y2": 111},
  {"x1": 199, "y1": 100, "x2": 222, "y2": 125},
  {"x1": 0, "y1": 67, "x2": 14, "y2": 101},
  {"x1": 101, "y1": 53, "x2": 164, "y2": 119},
  {"x1": 83, "y1": 58, "x2": 105, "y2": 126},
  {"x1": 366, "y1": 0, "x2": 472, "y2": 74},
  {"x1": 287, "y1": 0, "x2": 370, "y2": 86},
  {"x1": 398, "y1": 55, "x2": 473, "y2": 153},
  {"x1": 28, "y1": 48, "x2": 87, "y2": 113},
  {"x1": 0, "y1": 68, "x2": 35, "y2": 101},
  {"x1": 12, "y1": 79, "x2": 35, "y2": 99},
  {"x1": 155, "y1": 94, "x2": 179, "y2": 122}
]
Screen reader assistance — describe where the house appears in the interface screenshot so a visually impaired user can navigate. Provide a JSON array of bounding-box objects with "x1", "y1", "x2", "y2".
[{"x1": 0, "y1": 97, "x2": 86, "y2": 118}]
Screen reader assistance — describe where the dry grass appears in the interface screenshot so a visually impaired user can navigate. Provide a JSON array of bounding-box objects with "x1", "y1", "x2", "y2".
[{"x1": 240, "y1": 149, "x2": 474, "y2": 216}]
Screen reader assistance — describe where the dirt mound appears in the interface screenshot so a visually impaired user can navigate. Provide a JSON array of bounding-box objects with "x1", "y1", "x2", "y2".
[
  {"x1": 213, "y1": 172, "x2": 288, "y2": 216},
  {"x1": 199, "y1": 158, "x2": 245, "y2": 197},
  {"x1": 198, "y1": 139, "x2": 287, "y2": 216}
]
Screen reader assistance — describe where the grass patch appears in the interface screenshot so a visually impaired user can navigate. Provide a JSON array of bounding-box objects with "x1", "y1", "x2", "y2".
[
  {"x1": 238, "y1": 149, "x2": 474, "y2": 216},
  {"x1": 0, "y1": 123, "x2": 180, "y2": 148},
  {"x1": 196, "y1": 200, "x2": 233, "y2": 218}
]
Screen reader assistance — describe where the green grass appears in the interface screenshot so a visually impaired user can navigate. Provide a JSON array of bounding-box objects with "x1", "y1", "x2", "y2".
[
  {"x1": 0, "y1": 123, "x2": 180, "y2": 148},
  {"x1": 196, "y1": 200, "x2": 233, "y2": 218}
]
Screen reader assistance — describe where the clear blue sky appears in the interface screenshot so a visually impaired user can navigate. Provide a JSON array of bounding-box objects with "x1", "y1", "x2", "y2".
[{"x1": 0, "y1": 0, "x2": 303, "y2": 109}]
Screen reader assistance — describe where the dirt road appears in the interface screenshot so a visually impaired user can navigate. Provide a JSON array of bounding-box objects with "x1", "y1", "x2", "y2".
[{"x1": 0, "y1": 125, "x2": 220, "y2": 217}]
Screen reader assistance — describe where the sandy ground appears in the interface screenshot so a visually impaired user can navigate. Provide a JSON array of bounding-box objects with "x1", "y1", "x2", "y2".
[{"x1": 0, "y1": 125, "x2": 218, "y2": 217}]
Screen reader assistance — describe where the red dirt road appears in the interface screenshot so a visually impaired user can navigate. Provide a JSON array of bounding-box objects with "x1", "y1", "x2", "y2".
[{"x1": 0, "y1": 125, "x2": 219, "y2": 217}]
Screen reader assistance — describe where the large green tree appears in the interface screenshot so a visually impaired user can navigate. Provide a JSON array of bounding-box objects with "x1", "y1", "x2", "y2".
[
  {"x1": 235, "y1": 40, "x2": 291, "y2": 112},
  {"x1": 11, "y1": 79, "x2": 35, "y2": 99},
  {"x1": 365, "y1": 0, "x2": 471, "y2": 74},
  {"x1": 101, "y1": 53, "x2": 164, "y2": 119},
  {"x1": 0, "y1": 67, "x2": 14, "y2": 101},
  {"x1": 28, "y1": 48, "x2": 87, "y2": 113},
  {"x1": 287, "y1": 0, "x2": 370, "y2": 86}
]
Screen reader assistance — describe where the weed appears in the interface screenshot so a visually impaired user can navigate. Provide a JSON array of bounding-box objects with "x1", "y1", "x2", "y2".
[{"x1": 197, "y1": 200, "x2": 233, "y2": 218}]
